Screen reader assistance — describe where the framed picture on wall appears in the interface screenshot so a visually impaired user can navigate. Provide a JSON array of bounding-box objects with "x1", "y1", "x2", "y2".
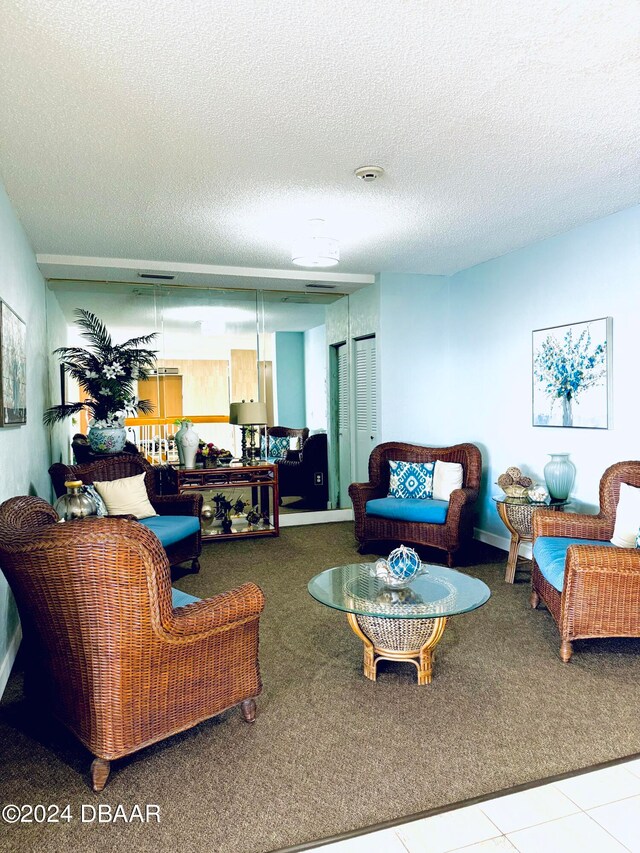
[
  {"x1": 532, "y1": 316, "x2": 612, "y2": 429},
  {"x1": 0, "y1": 299, "x2": 27, "y2": 426}
]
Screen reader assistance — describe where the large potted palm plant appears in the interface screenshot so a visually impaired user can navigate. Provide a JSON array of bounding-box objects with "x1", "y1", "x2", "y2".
[{"x1": 44, "y1": 309, "x2": 158, "y2": 453}]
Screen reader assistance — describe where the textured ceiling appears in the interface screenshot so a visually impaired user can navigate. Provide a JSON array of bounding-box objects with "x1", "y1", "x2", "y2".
[{"x1": 1, "y1": 0, "x2": 639, "y2": 277}]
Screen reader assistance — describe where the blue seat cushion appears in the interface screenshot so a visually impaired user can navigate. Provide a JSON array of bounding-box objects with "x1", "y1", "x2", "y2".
[
  {"x1": 365, "y1": 497, "x2": 449, "y2": 524},
  {"x1": 533, "y1": 536, "x2": 617, "y2": 592},
  {"x1": 138, "y1": 515, "x2": 200, "y2": 548},
  {"x1": 171, "y1": 587, "x2": 200, "y2": 608}
]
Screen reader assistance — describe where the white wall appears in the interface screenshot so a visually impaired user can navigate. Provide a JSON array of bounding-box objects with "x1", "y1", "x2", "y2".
[
  {"x1": 0, "y1": 183, "x2": 52, "y2": 696},
  {"x1": 45, "y1": 287, "x2": 71, "y2": 465},
  {"x1": 304, "y1": 324, "x2": 327, "y2": 431}
]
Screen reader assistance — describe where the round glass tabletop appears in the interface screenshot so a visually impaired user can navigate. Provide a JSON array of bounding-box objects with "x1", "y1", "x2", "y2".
[
  {"x1": 307, "y1": 563, "x2": 491, "y2": 620},
  {"x1": 492, "y1": 495, "x2": 569, "y2": 507}
]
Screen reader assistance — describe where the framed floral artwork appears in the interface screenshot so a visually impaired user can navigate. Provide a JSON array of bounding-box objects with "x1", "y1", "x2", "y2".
[
  {"x1": 0, "y1": 299, "x2": 27, "y2": 426},
  {"x1": 532, "y1": 317, "x2": 612, "y2": 429}
]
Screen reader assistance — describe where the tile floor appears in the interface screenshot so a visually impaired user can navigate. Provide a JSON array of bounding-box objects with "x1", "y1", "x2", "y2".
[{"x1": 312, "y1": 758, "x2": 640, "y2": 852}]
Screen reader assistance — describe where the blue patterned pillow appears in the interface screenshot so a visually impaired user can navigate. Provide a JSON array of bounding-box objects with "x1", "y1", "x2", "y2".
[
  {"x1": 267, "y1": 435, "x2": 289, "y2": 460},
  {"x1": 388, "y1": 460, "x2": 435, "y2": 500},
  {"x1": 636, "y1": 527, "x2": 640, "y2": 548},
  {"x1": 82, "y1": 484, "x2": 107, "y2": 516}
]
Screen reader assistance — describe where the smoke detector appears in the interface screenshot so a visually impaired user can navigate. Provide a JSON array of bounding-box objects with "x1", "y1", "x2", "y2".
[{"x1": 354, "y1": 165, "x2": 385, "y2": 182}]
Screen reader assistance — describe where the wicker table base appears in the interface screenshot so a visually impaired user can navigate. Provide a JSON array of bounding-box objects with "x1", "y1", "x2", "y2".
[
  {"x1": 495, "y1": 498, "x2": 567, "y2": 584},
  {"x1": 347, "y1": 613, "x2": 448, "y2": 685}
]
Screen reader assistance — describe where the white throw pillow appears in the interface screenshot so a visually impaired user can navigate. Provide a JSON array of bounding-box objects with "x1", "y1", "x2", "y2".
[
  {"x1": 611, "y1": 483, "x2": 640, "y2": 548},
  {"x1": 93, "y1": 472, "x2": 157, "y2": 519},
  {"x1": 432, "y1": 461, "x2": 464, "y2": 501}
]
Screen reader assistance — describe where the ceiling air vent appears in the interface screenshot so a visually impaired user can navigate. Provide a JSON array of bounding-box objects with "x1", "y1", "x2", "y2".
[
  {"x1": 137, "y1": 272, "x2": 176, "y2": 281},
  {"x1": 305, "y1": 282, "x2": 337, "y2": 290}
]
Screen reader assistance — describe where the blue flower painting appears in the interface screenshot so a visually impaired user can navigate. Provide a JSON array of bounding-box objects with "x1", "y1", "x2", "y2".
[{"x1": 532, "y1": 318, "x2": 611, "y2": 429}]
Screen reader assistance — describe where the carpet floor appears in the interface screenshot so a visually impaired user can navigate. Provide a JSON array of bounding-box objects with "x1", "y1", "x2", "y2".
[{"x1": 2, "y1": 522, "x2": 640, "y2": 853}]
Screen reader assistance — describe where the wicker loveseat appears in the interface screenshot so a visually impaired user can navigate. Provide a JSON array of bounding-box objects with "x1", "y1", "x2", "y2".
[
  {"x1": 531, "y1": 461, "x2": 640, "y2": 662},
  {"x1": 0, "y1": 496, "x2": 265, "y2": 791},
  {"x1": 50, "y1": 454, "x2": 202, "y2": 572},
  {"x1": 349, "y1": 442, "x2": 482, "y2": 567}
]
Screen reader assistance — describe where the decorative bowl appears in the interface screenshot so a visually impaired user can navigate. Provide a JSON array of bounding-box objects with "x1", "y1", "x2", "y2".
[
  {"x1": 502, "y1": 484, "x2": 528, "y2": 498},
  {"x1": 527, "y1": 484, "x2": 549, "y2": 503}
]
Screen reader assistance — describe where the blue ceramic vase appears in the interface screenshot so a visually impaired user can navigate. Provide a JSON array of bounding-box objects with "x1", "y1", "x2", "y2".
[{"x1": 544, "y1": 453, "x2": 576, "y2": 500}]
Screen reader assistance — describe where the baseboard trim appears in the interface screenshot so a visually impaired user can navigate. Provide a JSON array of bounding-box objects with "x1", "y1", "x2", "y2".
[
  {"x1": 0, "y1": 624, "x2": 22, "y2": 700},
  {"x1": 280, "y1": 508, "x2": 353, "y2": 527},
  {"x1": 474, "y1": 526, "x2": 532, "y2": 559}
]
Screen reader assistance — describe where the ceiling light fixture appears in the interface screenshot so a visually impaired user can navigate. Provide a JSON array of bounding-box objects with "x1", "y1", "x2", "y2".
[{"x1": 291, "y1": 219, "x2": 340, "y2": 268}]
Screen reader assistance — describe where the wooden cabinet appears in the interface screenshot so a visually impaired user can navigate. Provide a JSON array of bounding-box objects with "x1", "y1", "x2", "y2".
[{"x1": 175, "y1": 463, "x2": 279, "y2": 541}]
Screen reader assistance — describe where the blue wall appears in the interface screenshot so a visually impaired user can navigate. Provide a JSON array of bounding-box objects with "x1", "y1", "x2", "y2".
[
  {"x1": 379, "y1": 273, "x2": 449, "y2": 444},
  {"x1": 0, "y1": 181, "x2": 53, "y2": 695},
  {"x1": 275, "y1": 332, "x2": 306, "y2": 427},
  {"x1": 378, "y1": 205, "x2": 640, "y2": 545}
]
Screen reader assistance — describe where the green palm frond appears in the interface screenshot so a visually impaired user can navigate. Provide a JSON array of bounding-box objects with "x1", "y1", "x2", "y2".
[
  {"x1": 122, "y1": 332, "x2": 159, "y2": 349},
  {"x1": 43, "y1": 402, "x2": 87, "y2": 426},
  {"x1": 74, "y1": 309, "x2": 113, "y2": 349},
  {"x1": 136, "y1": 398, "x2": 155, "y2": 415},
  {"x1": 43, "y1": 309, "x2": 159, "y2": 427}
]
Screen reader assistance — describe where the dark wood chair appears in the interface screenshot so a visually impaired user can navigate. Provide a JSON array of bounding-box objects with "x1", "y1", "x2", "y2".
[
  {"x1": 531, "y1": 461, "x2": 640, "y2": 661},
  {"x1": 349, "y1": 442, "x2": 482, "y2": 566},
  {"x1": 0, "y1": 495, "x2": 265, "y2": 791},
  {"x1": 49, "y1": 454, "x2": 202, "y2": 572},
  {"x1": 277, "y1": 433, "x2": 329, "y2": 508}
]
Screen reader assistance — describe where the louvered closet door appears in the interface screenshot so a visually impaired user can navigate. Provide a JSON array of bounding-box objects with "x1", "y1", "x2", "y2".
[
  {"x1": 337, "y1": 343, "x2": 351, "y2": 507},
  {"x1": 354, "y1": 336, "x2": 378, "y2": 483}
]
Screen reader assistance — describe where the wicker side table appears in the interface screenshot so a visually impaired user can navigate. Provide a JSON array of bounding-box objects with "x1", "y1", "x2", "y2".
[{"x1": 494, "y1": 496, "x2": 567, "y2": 584}]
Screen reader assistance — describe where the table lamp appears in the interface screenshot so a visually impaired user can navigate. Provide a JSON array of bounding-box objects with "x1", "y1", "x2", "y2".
[{"x1": 229, "y1": 400, "x2": 268, "y2": 464}]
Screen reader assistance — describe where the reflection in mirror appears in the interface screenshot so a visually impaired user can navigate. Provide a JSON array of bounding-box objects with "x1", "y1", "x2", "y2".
[
  {"x1": 47, "y1": 280, "x2": 346, "y2": 514},
  {"x1": 257, "y1": 291, "x2": 334, "y2": 512}
]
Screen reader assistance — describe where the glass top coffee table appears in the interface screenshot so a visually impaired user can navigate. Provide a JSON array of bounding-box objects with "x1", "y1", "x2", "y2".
[{"x1": 308, "y1": 563, "x2": 490, "y2": 685}]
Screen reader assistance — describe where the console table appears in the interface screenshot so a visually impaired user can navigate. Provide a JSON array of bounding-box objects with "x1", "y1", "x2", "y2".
[{"x1": 174, "y1": 462, "x2": 279, "y2": 541}]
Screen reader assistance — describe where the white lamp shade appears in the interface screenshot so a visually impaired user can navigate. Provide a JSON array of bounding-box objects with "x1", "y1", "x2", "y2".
[{"x1": 230, "y1": 401, "x2": 268, "y2": 425}]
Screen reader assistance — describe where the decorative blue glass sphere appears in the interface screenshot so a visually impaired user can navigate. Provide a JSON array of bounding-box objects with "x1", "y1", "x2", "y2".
[{"x1": 387, "y1": 545, "x2": 422, "y2": 582}]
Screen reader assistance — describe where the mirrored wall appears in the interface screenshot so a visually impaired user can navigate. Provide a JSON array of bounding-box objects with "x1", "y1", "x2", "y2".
[{"x1": 47, "y1": 280, "x2": 350, "y2": 513}]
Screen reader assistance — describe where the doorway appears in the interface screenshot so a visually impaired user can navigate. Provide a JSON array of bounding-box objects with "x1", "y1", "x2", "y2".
[{"x1": 353, "y1": 335, "x2": 377, "y2": 483}]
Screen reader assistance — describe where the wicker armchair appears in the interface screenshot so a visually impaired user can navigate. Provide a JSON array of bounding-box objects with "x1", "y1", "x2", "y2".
[
  {"x1": 50, "y1": 455, "x2": 202, "y2": 572},
  {"x1": 349, "y1": 442, "x2": 482, "y2": 567},
  {"x1": 531, "y1": 461, "x2": 640, "y2": 662},
  {"x1": 267, "y1": 425, "x2": 309, "y2": 451},
  {"x1": 0, "y1": 496, "x2": 265, "y2": 791}
]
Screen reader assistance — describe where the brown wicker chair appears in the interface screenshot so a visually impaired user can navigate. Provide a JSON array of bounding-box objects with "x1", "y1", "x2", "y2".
[
  {"x1": 266, "y1": 426, "x2": 309, "y2": 451},
  {"x1": 531, "y1": 461, "x2": 640, "y2": 662},
  {"x1": 0, "y1": 495, "x2": 265, "y2": 791},
  {"x1": 49, "y1": 455, "x2": 202, "y2": 572},
  {"x1": 349, "y1": 442, "x2": 482, "y2": 567}
]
